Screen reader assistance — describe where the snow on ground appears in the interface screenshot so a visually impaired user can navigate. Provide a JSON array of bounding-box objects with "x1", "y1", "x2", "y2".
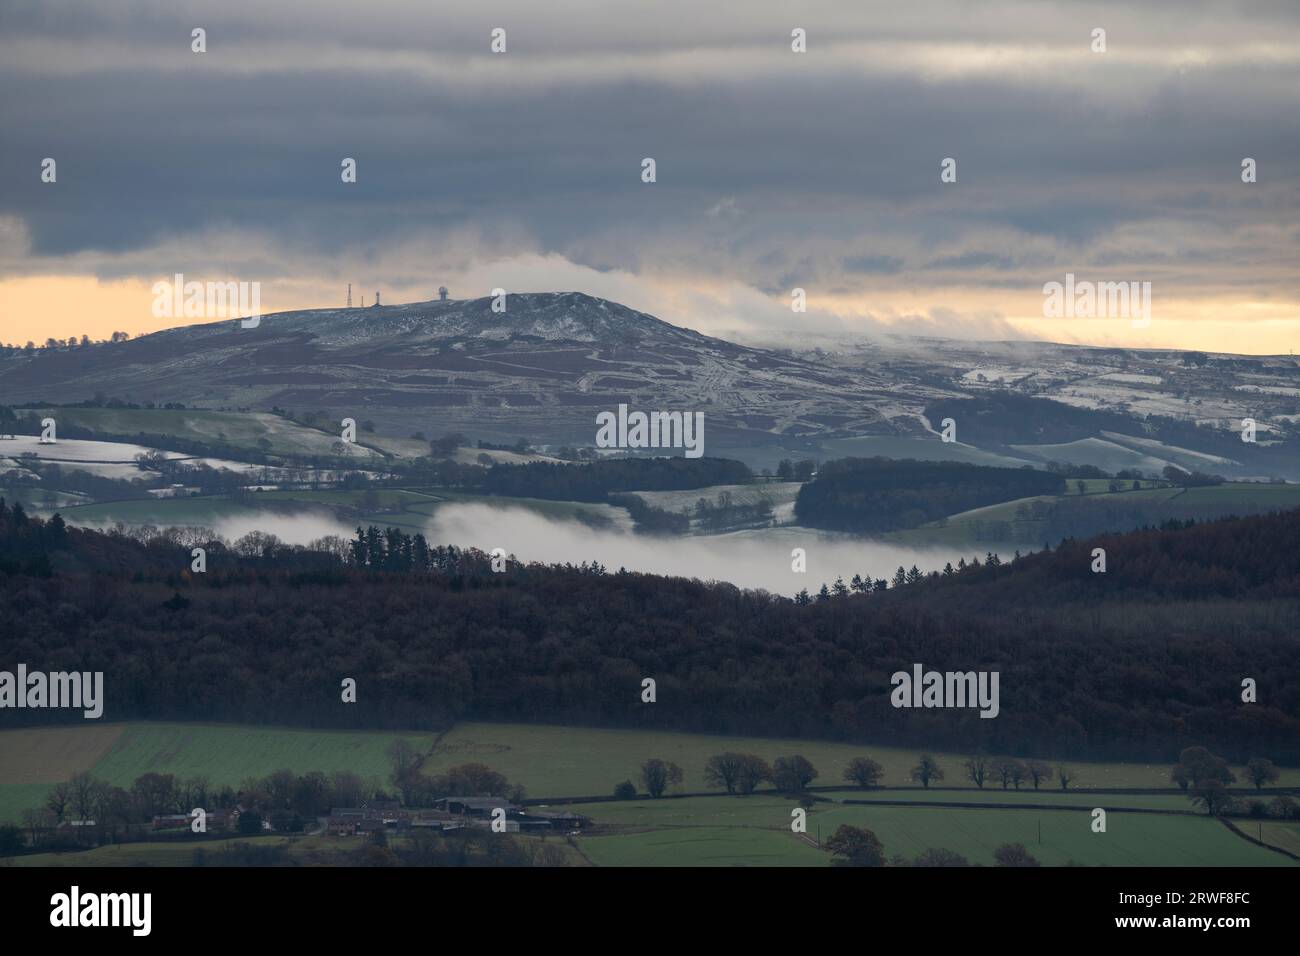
[
  {"x1": 1049, "y1": 384, "x2": 1243, "y2": 420},
  {"x1": 1099, "y1": 431, "x2": 1238, "y2": 466},
  {"x1": 1010, "y1": 437, "x2": 1171, "y2": 475},
  {"x1": 1099, "y1": 373, "x2": 1163, "y2": 385},
  {"x1": 0, "y1": 436, "x2": 184, "y2": 461},
  {"x1": 1232, "y1": 384, "x2": 1300, "y2": 397},
  {"x1": 630, "y1": 482, "x2": 802, "y2": 517},
  {"x1": 961, "y1": 367, "x2": 1033, "y2": 384}
]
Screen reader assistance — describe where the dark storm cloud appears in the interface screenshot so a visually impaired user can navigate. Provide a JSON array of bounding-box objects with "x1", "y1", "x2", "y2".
[{"x1": 1, "y1": 0, "x2": 1298, "y2": 307}]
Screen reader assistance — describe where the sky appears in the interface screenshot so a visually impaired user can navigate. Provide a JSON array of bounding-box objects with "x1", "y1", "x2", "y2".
[{"x1": 1, "y1": 0, "x2": 1298, "y2": 353}]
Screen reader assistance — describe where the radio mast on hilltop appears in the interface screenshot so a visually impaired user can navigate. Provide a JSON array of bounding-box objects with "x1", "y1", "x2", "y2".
[
  {"x1": 347, "y1": 283, "x2": 352, "y2": 308},
  {"x1": 439, "y1": 286, "x2": 449, "y2": 301},
  {"x1": 375, "y1": 290, "x2": 381, "y2": 307}
]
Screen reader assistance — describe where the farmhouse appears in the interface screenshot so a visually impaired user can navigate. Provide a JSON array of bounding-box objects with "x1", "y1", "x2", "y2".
[
  {"x1": 323, "y1": 799, "x2": 588, "y2": 835},
  {"x1": 411, "y1": 810, "x2": 464, "y2": 832},
  {"x1": 325, "y1": 814, "x2": 360, "y2": 836},
  {"x1": 325, "y1": 802, "x2": 416, "y2": 835}
]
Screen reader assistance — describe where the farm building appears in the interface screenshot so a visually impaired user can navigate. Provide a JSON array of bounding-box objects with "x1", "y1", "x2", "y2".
[{"x1": 435, "y1": 796, "x2": 517, "y2": 817}]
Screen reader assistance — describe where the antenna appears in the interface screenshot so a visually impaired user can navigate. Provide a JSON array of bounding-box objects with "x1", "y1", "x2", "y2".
[
  {"x1": 347, "y1": 283, "x2": 352, "y2": 309},
  {"x1": 375, "y1": 290, "x2": 380, "y2": 307}
]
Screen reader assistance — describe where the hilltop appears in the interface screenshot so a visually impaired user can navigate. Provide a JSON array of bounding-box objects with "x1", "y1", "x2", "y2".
[{"x1": 4, "y1": 292, "x2": 1300, "y2": 476}]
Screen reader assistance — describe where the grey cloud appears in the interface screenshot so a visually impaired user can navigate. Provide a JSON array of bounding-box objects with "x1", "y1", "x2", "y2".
[{"x1": 1, "y1": 0, "x2": 1298, "y2": 333}]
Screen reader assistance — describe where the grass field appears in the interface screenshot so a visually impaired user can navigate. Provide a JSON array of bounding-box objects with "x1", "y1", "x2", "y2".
[
  {"x1": 578, "y1": 826, "x2": 826, "y2": 866},
  {"x1": 425, "y1": 722, "x2": 1300, "y2": 796},
  {"x1": 5, "y1": 720, "x2": 1295, "y2": 815},
  {"x1": 0, "y1": 785, "x2": 59, "y2": 828},
  {"x1": 569, "y1": 797, "x2": 1298, "y2": 867},
  {"x1": 7, "y1": 835, "x2": 293, "y2": 867},
  {"x1": 819, "y1": 789, "x2": 1194, "y2": 811},
  {"x1": 7, "y1": 831, "x2": 587, "y2": 868},
  {"x1": 91, "y1": 724, "x2": 437, "y2": 788},
  {"x1": 1256, "y1": 821, "x2": 1300, "y2": 857},
  {"x1": 0, "y1": 722, "x2": 436, "y2": 820},
  {"x1": 2, "y1": 721, "x2": 1295, "y2": 866}
]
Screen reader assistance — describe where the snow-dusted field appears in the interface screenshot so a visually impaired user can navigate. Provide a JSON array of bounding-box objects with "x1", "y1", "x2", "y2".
[
  {"x1": 1049, "y1": 384, "x2": 1244, "y2": 420},
  {"x1": 961, "y1": 367, "x2": 1033, "y2": 384},
  {"x1": 630, "y1": 482, "x2": 802, "y2": 517},
  {"x1": 1233, "y1": 384, "x2": 1300, "y2": 397},
  {"x1": 0, "y1": 436, "x2": 184, "y2": 461},
  {"x1": 1099, "y1": 373, "x2": 1163, "y2": 385}
]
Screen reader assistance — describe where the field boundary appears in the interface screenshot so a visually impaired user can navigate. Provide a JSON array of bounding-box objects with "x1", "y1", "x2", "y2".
[
  {"x1": 1220, "y1": 818, "x2": 1300, "y2": 862},
  {"x1": 840, "y1": 798, "x2": 1197, "y2": 815},
  {"x1": 522, "y1": 785, "x2": 1299, "y2": 806}
]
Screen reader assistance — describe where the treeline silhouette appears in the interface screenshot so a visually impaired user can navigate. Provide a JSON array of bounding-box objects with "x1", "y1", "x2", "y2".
[
  {"x1": 476, "y1": 456, "x2": 751, "y2": 501},
  {"x1": 795, "y1": 458, "x2": 1064, "y2": 533},
  {"x1": 1, "y1": 498, "x2": 1297, "y2": 763}
]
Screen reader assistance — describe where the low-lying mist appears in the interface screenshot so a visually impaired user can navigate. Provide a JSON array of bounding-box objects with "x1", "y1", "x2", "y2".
[
  {"x1": 423, "y1": 503, "x2": 998, "y2": 594},
  {"x1": 91, "y1": 503, "x2": 1007, "y2": 594}
]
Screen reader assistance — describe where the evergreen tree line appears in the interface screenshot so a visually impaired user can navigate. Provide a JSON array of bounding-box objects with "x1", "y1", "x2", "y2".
[{"x1": 795, "y1": 457, "x2": 1066, "y2": 533}]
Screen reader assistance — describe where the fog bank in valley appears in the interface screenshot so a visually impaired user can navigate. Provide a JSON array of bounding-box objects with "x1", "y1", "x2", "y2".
[
  {"x1": 75, "y1": 503, "x2": 1007, "y2": 594},
  {"x1": 423, "y1": 503, "x2": 1001, "y2": 595}
]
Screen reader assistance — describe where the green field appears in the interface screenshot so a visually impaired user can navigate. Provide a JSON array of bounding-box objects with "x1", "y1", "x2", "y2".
[
  {"x1": 1257, "y1": 821, "x2": 1300, "y2": 857},
  {"x1": 425, "y1": 722, "x2": 1300, "y2": 796},
  {"x1": 0, "y1": 722, "x2": 436, "y2": 821},
  {"x1": 5, "y1": 721, "x2": 1295, "y2": 821},
  {"x1": 0, "y1": 784, "x2": 59, "y2": 828},
  {"x1": 91, "y1": 723, "x2": 435, "y2": 788},
  {"x1": 8, "y1": 834, "x2": 294, "y2": 867},
  {"x1": 569, "y1": 797, "x2": 1297, "y2": 867},
  {"x1": 10, "y1": 830, "x2": 588, "y2": 867},
  {"x1": 803, "y1": 805, "x2": 1294, "y2": 866},
  {"x1": 819, "y1": 789, "x2": 1194, "y2": 811},
  {"x1": 578, "y1": 826, "x2": 826, "y2": 867},
  {"x1": 2, "y1": 721, "x2": 1295, "y2": 866}
]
